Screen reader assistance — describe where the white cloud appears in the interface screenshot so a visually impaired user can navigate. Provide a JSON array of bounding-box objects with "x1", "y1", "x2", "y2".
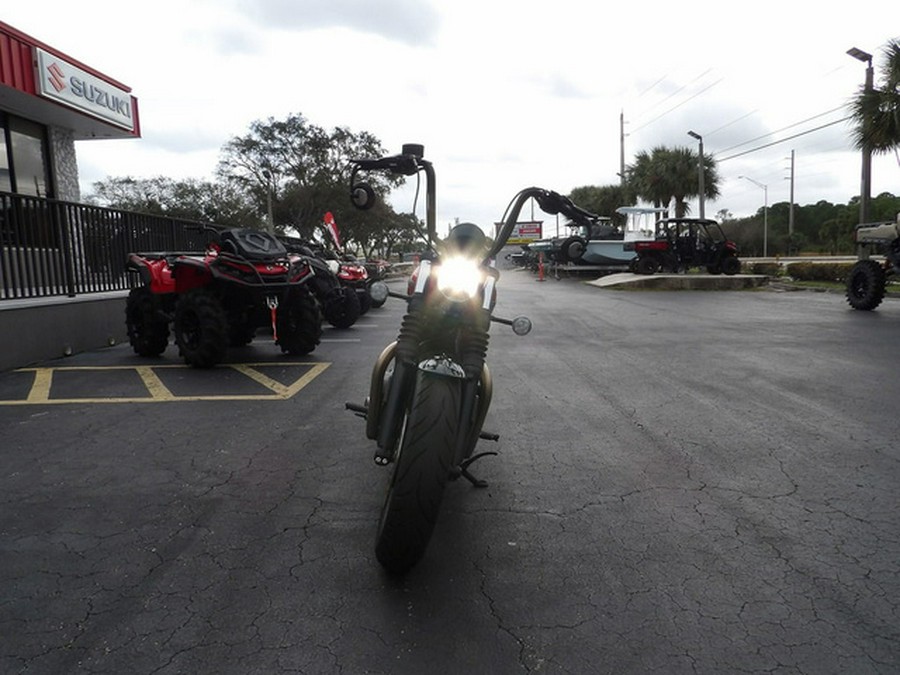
[{"x1": 234, "y1": 0, "x2": 441, "y2": 46}]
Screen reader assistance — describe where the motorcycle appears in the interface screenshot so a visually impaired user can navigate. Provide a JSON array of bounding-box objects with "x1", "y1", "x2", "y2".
[{"x1": 345, "y1": 144, "x2": 581, "y2": 574}]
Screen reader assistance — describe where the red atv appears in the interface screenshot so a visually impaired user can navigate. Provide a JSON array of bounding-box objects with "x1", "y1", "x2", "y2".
[
  {"x1": 336, "y1": 253, "x2": 373, "y2": 314},
  {"x1": 125, "y1": 227, "x2": 323, "y2": 368}
]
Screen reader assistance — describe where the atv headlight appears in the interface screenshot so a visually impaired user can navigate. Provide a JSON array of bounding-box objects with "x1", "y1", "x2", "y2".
[{"x1": 436, "y1": 256, "x2": 482, "y2": 301}]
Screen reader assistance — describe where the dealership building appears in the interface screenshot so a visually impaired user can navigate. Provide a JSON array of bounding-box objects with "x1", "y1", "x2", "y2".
[
  {"x1": 1, "y1": 20, "x2": 144, "y2": 370},
  {"x1": 0, "y1": 20, "x2": 140, "y2": 202}
]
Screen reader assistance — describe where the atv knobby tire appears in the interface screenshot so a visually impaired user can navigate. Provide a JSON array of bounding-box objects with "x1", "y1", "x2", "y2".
[
  {"x1": 721, "y1": 256, "x2": 741, "y2": 276},
  {"x1": 174, "y1": 288, "x2": 228, "y2": 368},
  {"x1": 357, "y1": 287, "x2": 372, "y2": 316},
  {"x1": 276, "y1": 287, "x2": 322, "y2": 354},
  {"x1": 846, "y1": 259, "x2": 886, "y2": 311},
  {"x1": 324, "y1": 286, "x2": 360, "y2": 329},
  {"x1": 636, "y1": 255, "x2": 660, "y2": 275},
  {"x1": 375, "y1": 372, "x2": 461, "y2": 575},
  {"x1": 125, "y1": 287, "x2": 169, "y2": 357}
]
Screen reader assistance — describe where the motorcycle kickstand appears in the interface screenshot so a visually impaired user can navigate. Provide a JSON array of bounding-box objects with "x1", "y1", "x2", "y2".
[{"x1": 453, "y1": 450, "x2": 499, "y2": 488}]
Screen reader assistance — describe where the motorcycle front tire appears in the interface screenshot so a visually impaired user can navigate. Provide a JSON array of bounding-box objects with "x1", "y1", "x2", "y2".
[{"x1": 375, "y1": 370, "x2": 461, "y2": 575}]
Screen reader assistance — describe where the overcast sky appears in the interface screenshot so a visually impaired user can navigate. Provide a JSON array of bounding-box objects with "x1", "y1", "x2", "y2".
[{"x1": 5, "y1": 1, "x2": 899, "y2": 233}]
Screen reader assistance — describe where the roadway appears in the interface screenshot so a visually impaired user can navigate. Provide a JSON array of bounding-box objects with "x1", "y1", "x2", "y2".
[{"x1": 1, "y1": 269, "x2": 899, "y2": 674}]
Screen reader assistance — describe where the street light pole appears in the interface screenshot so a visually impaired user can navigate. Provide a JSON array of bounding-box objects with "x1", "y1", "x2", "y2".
[
  {"x1": 847, "y1": 46, "x2": 874, "y2": 225},
  {"x1": 688, "y1": 130, "x2": 705, "y2": 218},
  {"x1": 739, "y1": 175, "x2": 768, "y2": 257}
]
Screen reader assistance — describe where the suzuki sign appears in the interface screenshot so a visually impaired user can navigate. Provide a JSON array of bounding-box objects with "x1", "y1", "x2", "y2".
[{"x1": 35, "y1": 48, "x2": 135, "y2": 132}]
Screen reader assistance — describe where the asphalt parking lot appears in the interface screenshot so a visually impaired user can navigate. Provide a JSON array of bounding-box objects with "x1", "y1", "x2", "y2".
[{"x1": 2, "y1": 270, "x2": 899, "y2": 674}]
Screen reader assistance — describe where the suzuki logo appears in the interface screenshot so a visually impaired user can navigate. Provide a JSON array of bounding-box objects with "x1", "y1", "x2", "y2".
[{"x1": 47, "y1": 63, "x2": 66, "y2": 92}]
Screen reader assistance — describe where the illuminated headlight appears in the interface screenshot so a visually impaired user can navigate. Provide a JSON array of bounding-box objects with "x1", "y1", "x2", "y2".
[{"x1": 436, "y1": 256, "x2": 482, "y2": 300}]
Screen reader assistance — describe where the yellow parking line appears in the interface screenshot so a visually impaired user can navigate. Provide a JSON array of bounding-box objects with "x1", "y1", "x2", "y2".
[
  {"x1": 2, "y1": 362, "x2": 332, "y2": 405},
  {"x1": 282, "y1": 362, "x2": 331, "y2": 397},
  {"x1": 231, "y1": 364, "x2": 291, "y2": 396},
  {"x1": 25, "y1": 368, "x2": 53, "y2": 403},
  {"x1": 136, "y1": 366, "x2": 176, "y2": 400}
]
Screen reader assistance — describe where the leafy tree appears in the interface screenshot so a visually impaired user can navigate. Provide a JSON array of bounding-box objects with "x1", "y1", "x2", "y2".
[
  {"x1": 871, "y1": 191, "x2": 900, "y2": 220},
  {"x1": 568, "y1": 184, "x2": 636, "y2": 228},
  {"x1": 215, "y1": 113, "x2": 400, "y2": 239},
  {"x1": 86, "y1": 176, "x2": 259, "y2": 226}
]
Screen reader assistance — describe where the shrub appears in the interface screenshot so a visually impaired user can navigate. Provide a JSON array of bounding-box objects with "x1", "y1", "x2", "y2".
[
  {"x1": 785, "y1": 262, "x2": 855, "y2": 282},
  {"x1": 747, "y1": 262, "x2": 782, "y2": 276}
]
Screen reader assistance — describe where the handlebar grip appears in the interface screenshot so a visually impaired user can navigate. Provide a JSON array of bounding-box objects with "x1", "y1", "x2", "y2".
[
  {"x1": 351, "y1": 154, "x2": 422, "y2": 176},
  {"x1": 352, "y1": 158, "x2": 387, "y2": 171}
]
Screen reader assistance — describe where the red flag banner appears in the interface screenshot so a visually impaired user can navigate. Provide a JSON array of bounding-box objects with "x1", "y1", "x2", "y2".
[{"x1": 324, "y1": 211, "x2": 341, "y2": 249}]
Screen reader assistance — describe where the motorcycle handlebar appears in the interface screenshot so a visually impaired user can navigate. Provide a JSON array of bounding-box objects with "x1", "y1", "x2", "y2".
[
  {"x1": 350, "y1": 147, "x2": 600, "y2": 263},
  {"x1": 350, "y1": 153, "x2": 425, "y2": 177},
  {"x1": 486, "y1": 188, "x2": 600, "y2": 262}
]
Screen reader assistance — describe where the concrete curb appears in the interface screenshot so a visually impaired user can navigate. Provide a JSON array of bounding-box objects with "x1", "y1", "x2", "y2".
[{"x1": 587, "y1": 272, "x2": 770, "y2": 290}]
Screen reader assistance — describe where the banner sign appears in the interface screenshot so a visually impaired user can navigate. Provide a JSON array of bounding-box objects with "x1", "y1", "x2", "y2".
[
  {"x1": 505, "y1": 221, "x2": 543, "y2": 245},
  {"x1": 324, "y1": 212, "x2": 341, "y2": 249}
]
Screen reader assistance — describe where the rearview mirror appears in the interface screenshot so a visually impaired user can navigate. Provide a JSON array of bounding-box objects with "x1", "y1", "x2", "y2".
[
  {"x1": 369, "y1": 281, "x2": 389, "y2": 305},
  {"x1": 351, "y1": 183, "x2": 376, "y2": 210}
]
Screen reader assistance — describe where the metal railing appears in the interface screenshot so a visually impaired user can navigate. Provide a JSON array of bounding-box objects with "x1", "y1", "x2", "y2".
[{"x1": 1, "y1": 192, "x2": 212, "y2": 301}]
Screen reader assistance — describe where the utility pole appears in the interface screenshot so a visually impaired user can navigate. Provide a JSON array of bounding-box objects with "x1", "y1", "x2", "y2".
[
  {"x1": 619, "y1": 110, "x2": 626, "y2": 188},
  {"x1": 688, "y1": 131, "x2": 705, "y2": 218},
  {"x1": 788, "y1": 150, "x2": 795, "y2": 255},
  {"x1": 847, "y1": 47, "x2": 874, "y2": 225}
]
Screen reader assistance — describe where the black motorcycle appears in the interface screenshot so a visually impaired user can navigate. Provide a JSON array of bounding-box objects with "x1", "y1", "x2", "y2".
[{"x1": 346, "y1": 144, "x2": 586, "y2": 574}]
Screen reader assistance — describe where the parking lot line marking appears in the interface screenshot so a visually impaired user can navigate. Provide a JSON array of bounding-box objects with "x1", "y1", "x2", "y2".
[
  {"x1": 136, "y1": 366, "x2": 175, "y2": 400},
  {"x1": 25, "y1": 368, "x2": 52, "y2": 403},
  {"x1": 231, "y1": 364, "x2": 291, "y2": 396},
  {"x1": 2, "y1": 362, "x2": 332, "y2": 405},
  {"x1": 281, "y1": 362, "x2": 331, "y2": 397}
]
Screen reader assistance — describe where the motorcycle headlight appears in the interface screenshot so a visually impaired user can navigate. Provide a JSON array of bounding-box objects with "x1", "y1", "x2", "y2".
[{"x1": 436, "y1": 256, "x2": 482, "y2": 301}]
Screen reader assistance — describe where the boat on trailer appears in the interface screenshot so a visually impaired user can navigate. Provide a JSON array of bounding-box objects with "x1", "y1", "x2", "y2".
[{"x1": 525, "y1": 206, "x2": 667, "y2": 271}]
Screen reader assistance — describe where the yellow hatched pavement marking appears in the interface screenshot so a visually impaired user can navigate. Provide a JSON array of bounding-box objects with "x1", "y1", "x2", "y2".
[
  {"x1": 136, "y1": 366, "x2": 176, "y2": 400},
  {"x1": 2, "y1": 362, "x2": 331, "y2": 405},
  {"x1": 25, "y1": 368, "x2": 53, "y2": 403},
  {"x1": 231, "y1": 362, "x2": 331, "y2": 398}
]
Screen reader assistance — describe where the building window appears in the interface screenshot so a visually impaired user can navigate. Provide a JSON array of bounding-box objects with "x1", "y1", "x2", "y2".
[
  {"x1": 0, "y1": 121, "x2": 11, "y2": 193},
  {"x1": 0, "y1": 113, "x2": 52, "y2": 198}
]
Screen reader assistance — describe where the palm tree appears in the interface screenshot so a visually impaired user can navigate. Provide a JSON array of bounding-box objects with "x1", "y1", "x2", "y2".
[
  {"x1": 626, "y1": 146, "x2": 720, "y2": 217},
  {"x1": 849, "y1": 39, "x2": 900, "y2": 159},
  {"x1": 627, "y1": 146, "x2": 673, "y2": 210}
]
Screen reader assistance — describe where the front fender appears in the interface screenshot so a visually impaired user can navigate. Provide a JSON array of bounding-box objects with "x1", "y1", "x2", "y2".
[{"x1": 418, "y1": 355, "x2": 466, "y2": 379}]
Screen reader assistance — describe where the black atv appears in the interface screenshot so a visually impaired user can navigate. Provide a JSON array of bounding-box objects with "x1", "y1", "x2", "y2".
[
  {"x1": 280, "y1": 240, "x2": 362, "y2": 328},
  {"x1": 125, "y1": 227, "x2": 323, "y2": 368}
]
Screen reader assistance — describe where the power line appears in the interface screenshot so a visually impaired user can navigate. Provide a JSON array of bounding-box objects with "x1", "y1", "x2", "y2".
[
  {"x1": 630, "y1": 68, "x2": 715, "y2": 126},
  {"x1": 631, "y1": 76, "x2": 724, "y2": 133},
  {"x1": 717, "y1": 116, "x2": 851, "y2": 162},
  {"x1": 715, "y1": 105, "x2": 847, "y2": 155}
]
